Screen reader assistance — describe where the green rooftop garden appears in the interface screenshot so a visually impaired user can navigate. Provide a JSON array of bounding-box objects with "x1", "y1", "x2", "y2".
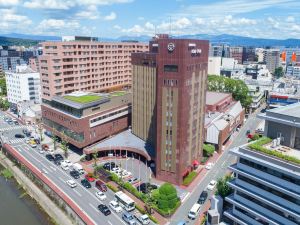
[
  {"x1": 248, "y1": 137, "x2": 300, "y2": 165},
  {"x1": 64, "y1": 95, "x2": 102, "y2": 103},
  {"x1": 110, "y1": 91, "x2": 127, "y2": 97}
]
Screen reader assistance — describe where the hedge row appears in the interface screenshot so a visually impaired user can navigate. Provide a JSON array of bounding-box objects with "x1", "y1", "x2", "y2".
[
  {"x1": 183, "y1": 171, "x2": 197, "y2": 186},
  {"x1": 248, "y1": 137, "x2": 300, "y2": 165}
]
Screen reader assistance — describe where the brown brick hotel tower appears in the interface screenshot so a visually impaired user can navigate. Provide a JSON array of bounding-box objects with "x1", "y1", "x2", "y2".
[{"x1": 132, "y1": 35, "x2": 209, "y2": 185}]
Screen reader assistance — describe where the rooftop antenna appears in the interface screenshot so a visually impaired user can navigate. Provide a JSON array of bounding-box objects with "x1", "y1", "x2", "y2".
[{"x1": 169, "y1": 16, "x2": 172, "y2": 37}]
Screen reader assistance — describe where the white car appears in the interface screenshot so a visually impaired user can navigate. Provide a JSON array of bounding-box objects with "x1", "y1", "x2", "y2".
[
  {"x1": 61, "y1": 163, "x2": 69, "y2": 171},
  {"x1": 61, "y1": 160, "x2": 72, "y2": 167},
  {"x1": 66, "y1": 180, "x2": 77, "y2": 188},
  {"x1": 39, "y1": 149, "x2": 45, "y2": 154},
  {"x1": 109, "y1": 200, "x2": 122, "y2": 213},
  {"x1": 207, "y1": 180, "x2": 217, "y2": 191},
  {"x1": 112, "y1": 167, "x2": 121, "y2": 173},
  {"x1": 95, "y1": 191, "x2": 107, "y2": 201},
  {"x1": 205, "y1": 163, "x2": 214, "y2": 170}
]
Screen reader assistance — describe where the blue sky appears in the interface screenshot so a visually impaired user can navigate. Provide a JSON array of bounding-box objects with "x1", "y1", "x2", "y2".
[{"x1": 0, "y1": 0, "x2": 300, "y2": 39}]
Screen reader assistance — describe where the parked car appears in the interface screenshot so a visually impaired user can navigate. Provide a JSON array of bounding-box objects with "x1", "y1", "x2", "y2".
[
  {"x1": 54, "y1": 158, "x2": 62, "y2": 166},
  {"x1": 66, "y1": 180, "x2": 77, "y2": 188},
  {"x1": 42, "y1": 144, "x2": 49, "y2": 150},
  {"x1": 122, "y1": 211, "x2": 137, "y2": 225},
  {"x1": 29, "y1": 141, "x2": 37, "y2": 148},
  {"x1": 15, "y1": 134, "x2": 25, "y2": 138},
  {"x1": 133, "y1": 211, "x2": 150, "y2": 225},
  {"x1": 45, "y1": 154, "x2": 55, "y2": 161},
  {"x1": 14, "y1": 121, "x2": 19, "y2": 125},
  {"x1": 70, "y1": 170, "x2": 80, "y2": 179},
  {"x1": 137, "y1": 183, "x2": 158, "y2": 194},
  {"x1": 54, "y1": 154, "x2": 64, "y2": 160},
  {"x1": 98, "y1": 204, "x2": 111, "y2": 216},
  {"x1": 95, "y1": 191, "x2": 107, "y2": 201},
  {"x1": 81, "y1": 179, "x2": 92, "y2": 188},
  {"x1": 207, "y1": 180, "x2": 217, "y2": 191},
  {"x1": 188, "y1": 203, "x2": 201, "y2": 220},
  {"x1": 61, "y1": 162, "x2": 70, "y2": 171},
  {"x1": 198, "y1": 191, "x2": 208, "y2": 204},
  {"x1": 61, "y1": 160, "x2": 72, "y2": 167},
  {"x1": 95, "y1": 180, "x2": 108, "y2": 192},
  {"x1": 85, "y1": 174, "x2": 96, "y2": 182},
  {"x1": 205, "y1": 162, "x2": 214, "y2": 170},
  {"x1": 103, "y1": 162, "x2": 116, "y2": 170},
  {"x1": 128, "y1": 177, "x2": 139, "y2": 184},
  {"x1": 109, "y1": 200, "x2": 122, "y2": 213}
]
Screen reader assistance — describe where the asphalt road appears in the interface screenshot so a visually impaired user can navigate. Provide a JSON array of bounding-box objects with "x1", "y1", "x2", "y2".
[
  {"x1": 0, "y1": 111, "x2": 153, "y2": 225},
  {"x1": 169, "y1": 110, "x2": 263, "y2": 225}
]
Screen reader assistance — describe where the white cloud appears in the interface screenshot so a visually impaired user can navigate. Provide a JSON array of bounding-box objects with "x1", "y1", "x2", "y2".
[
  {"x1": 195, "y1": 18, "x2": 205, "y2": 25},
  {"x1": 37, "y1": 19, "x2": 80, "y2": 31},
  {"x1": 104, "y1": 12, "x2": 117, "y2": 21},
  {"x1": 291, "y1": 24, "x2": 300, "y2": 32},
  {"x1": 223, "y1": 15, "x2": 256, "y2": 25},
  {"x1": 286, "y1": 16, "x2": 295, "y2": 22},
  {"x1": 77, "y1": 0, "x2": 133, "y2": 5},
  {"x1": 0, "y1": 9, "x2": 32, "y2": 32},
  {"x1": 0, "y1": 0, "x2": 19, "y2": 6},
  {"x1": 24, "y1": 0, "x2": 75, "y2": 9},
  {"x1": 76, "y1": 5, "x2": 99, "y2": 19}
]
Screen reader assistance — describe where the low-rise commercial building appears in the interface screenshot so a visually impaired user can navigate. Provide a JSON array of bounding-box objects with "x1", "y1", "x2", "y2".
[
  {"x1": 205, "y1": 92, "x2": 245, "y2": 151},
  {"x1": 5, "y1": 65, "x2": 41, "y2": 107},
  {"x1": 258, "y1": 103, "x2": 300, "y2": 149},
  {"x1": 42, "y1": 91, "x2": 131, "y2": 149}
]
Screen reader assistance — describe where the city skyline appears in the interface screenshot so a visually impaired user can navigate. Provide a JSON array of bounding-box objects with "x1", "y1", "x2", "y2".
[{"x1": 0, "y1": 0, "x2": 300, "y2": 39}]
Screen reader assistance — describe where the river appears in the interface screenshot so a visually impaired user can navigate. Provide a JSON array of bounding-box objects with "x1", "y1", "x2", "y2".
[{"x1": 0, "y1": 167, "x2": 55, "y2": 225}]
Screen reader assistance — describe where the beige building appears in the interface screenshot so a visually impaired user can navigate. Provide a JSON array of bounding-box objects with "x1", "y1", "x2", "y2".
[{"x1": 39, "y1": 36, "x2": 148, "y2": 100}]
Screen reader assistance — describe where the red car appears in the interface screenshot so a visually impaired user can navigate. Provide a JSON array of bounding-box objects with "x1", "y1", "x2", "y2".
[
  {"x1": 96, "y1": 180, "x2": 108, "y2": 192},
  {"x1": 85, "y1": 174, "x2": 96, "y2": 182}
]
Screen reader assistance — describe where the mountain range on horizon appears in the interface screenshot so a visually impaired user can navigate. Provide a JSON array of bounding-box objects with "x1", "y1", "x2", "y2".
[{"x1": 1, "y1": 33, "x2": 300, "y2": 47}]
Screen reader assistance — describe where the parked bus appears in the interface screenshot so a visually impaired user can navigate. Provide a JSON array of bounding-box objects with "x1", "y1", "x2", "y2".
[{"x1": 114, "y1": 191, "x2": 135, "y2": 211}]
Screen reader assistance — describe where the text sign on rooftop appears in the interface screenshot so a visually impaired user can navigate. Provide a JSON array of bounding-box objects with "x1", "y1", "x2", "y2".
[{"x1": 191, "y1": 49, "x2": 202, "y2": 55}]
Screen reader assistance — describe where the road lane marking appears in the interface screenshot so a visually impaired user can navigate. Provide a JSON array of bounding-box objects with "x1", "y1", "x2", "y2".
[
  {"x1": 108, "y1": 221, "x2": 113, "y2": 225},
  {"x1": 50, "y1": 166, "x2": 57, "y2": 171},
  {"x1": 89, "y1": 203, "x2": 98, "y2": 213},
  {"x1": 58, "y1": 177, "x2": 65, "y2": 183},
  {"x1": 73, "y1": 189, "x2": 82, "y2": 197},
  {"x1": 109, "y1": 209, "x2": 127, "y2": 225}
]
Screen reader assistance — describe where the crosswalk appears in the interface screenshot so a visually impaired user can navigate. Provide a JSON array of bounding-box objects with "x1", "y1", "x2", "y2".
[
  {"x1": 0, "y1": 125, "x2": 28, "y2": 132},
  {"x1": 0, "y1": 136, "x2": 26, "y2": 144}
]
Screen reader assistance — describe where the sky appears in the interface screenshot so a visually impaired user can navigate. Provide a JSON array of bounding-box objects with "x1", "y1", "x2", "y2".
[{"x1": 0, "y1": 0, "x2": 300, "y2": 39}]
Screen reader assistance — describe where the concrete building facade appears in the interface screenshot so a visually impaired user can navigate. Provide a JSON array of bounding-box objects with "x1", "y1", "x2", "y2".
[
  {"x1": 39, "y1": 37, "x2": 148, "y2": 100},
  {"x1": 229, "y1": 47, "x2": 243, "y2": 64},
  {"x1": 263, "y1": 49, "x2": 281, "y2": 74},
  {"x1": 132, "y1": 35, "x2": 209, "y2": 185},
  {"x1": 224, "y1": 144, "x2": 300, "y2": 225},
  {"x1": 5, "y1": 65, "x2": 41, "y2": 105}
]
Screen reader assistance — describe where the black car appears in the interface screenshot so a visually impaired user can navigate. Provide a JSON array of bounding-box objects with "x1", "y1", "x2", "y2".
[
  {"x1": 45, "y1": 154, "x2": 55, "y2": 161},
  {"x1": 137, "y1": 183, "x2": 158, "y2": 194},
  {"x1": 98, "y1": 204, "x2": 111, "y2": 216},
  {"x1": 54, "y1": 159, "x2": 62, "y2": 165},
  {"x1": 54, "y1": 154, "x2": 64, "y2": 160},
  {"x1": 103, "y1": 162, "x2": 116, "y2": 170},
  {"x1": 15, "y1": 134, "x2": 25, "y2": 138},
  {"x1": 81, "y1": 179, "x2": 92, "y2": 188},
  {"x1": 198, "y1": 191, "x2": 208, "y2": 204},
  {"x1": 70, "y1": 170, "x2": 80, "y2": 179}
]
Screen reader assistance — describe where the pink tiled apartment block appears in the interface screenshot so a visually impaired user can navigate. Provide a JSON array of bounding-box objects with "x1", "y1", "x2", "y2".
[{"x1": 39, "y1": 37, "x2": 148, "y2": 100}]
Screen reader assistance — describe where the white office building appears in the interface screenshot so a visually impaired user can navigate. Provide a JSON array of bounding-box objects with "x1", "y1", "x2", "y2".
[
  {"x1": 5, "y1": 65, "x2": 41, "y2": 105},
  {"x1": 224, "y1": 145, "x2": 300, "y2": 225}
]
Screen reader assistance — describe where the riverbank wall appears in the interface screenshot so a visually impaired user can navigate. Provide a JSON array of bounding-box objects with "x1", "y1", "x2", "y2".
[{"x1": 0, "y1": 143, "x2": 95, "y2": 225}]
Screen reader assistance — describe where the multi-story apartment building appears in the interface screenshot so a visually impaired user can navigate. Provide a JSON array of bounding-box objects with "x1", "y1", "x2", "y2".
[
  {"x1": 29, "y1": 57, "x2": 40, "y2": 72},
  {"x1": 283, "y1": 48, "x2": 300, "y2": 64},
  {"x1": 263, "y1": 49, "x2": 281, "y2": 74},
  {"x1": 42, "y1": 91, "x2": 131, "y2": 149},
  {"x1": 39, "y1": 36, "x2": 148, "y2": 100},
  {"x1": 131, "y1": 35, "x2": 209, "y2": 185},
  {"x1": 229, "y1": 47, "x2": 243, "y2": 64},
  {"x1": 209, "y1": 44, "x2": 230, "y2": 58},
  {"x1": 5, "y1": 65, "x2": 41, "y2": 105},
  {"x1": 242, "y1": 46, "x2": 256, "y2": 63},
  {"x1": 0, "y1": 56, "x2": 26, "y2": 71}
]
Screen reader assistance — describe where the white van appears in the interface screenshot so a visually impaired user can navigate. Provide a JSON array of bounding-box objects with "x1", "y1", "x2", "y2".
[
  {"x1": 71, "y1": 163, "x2": 85, "y2": 174},
  {"x1": 188, "y1": 203, "x2": 201, "y2": 220}
]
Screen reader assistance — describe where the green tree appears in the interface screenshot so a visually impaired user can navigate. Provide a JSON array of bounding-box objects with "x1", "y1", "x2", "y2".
[
  {"x1": 60, "y1": 132, "x2": 69, "y2": 159},
  {"x1": 51, "y1": 135, "x2": 58, "y2": 151},
  {"x1": 0, "y1": 98, "x2": 10, "y2": 110},
  {"x1": 157, "y1": 183, "x2": 179, "y2": 211},
  {"x1": 207, "y1": 75, "x2": 252, "y2": 108},
  {"x1": 274, "y1": 67, "x2": 284, "y2": 79},
  {"x1": 216, "y1": 175, "x2": 233, "y2": 198},
  {"x1": 0, "y1": 78, "x2": 7, "y2": 96},
  {"x1": 203, "y1": 144, "x2": 215, "y2": 156},
  {"x1": 92, "y1": 152, "x2": 98, "y2": 168}
]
